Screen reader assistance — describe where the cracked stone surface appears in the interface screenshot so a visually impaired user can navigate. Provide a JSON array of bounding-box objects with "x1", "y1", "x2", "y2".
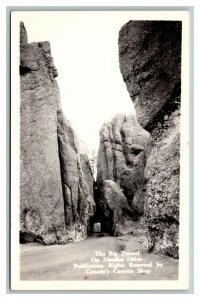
[
  {"x1": 20, "y1": 22, "x2": 95, "y2": 244},
  {"x1": 118, "y1": 21, "x2": 181, "y2": 258}
]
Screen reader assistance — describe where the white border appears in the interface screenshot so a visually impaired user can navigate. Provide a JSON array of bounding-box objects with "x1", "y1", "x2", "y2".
[{"x1": 11, "y1": 10, "x2": 190, "y2": 291}]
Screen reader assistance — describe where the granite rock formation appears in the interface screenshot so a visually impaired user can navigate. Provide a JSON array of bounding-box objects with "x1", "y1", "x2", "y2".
[
  {"x1": 57, "y1": 111, "x2": 95, "y2": 241},
  {"x1": 96, "y1": 113, "x2": 152, "y2": 232},
  {"x1": 118, "y1": 21, "x2": 181, "y2": 258},
  {"x1": 20, "y1": 22, "x2": 95, "y2": 244},
  {"x1": 96, "y1": 180, "x2": 134, "y2": 235},
  {"x1": 119, "y1": 21, "x2": 181, "y2": 128},
  {"x1": 145, "y1": 109, "x2": 180, "y2": 258}
]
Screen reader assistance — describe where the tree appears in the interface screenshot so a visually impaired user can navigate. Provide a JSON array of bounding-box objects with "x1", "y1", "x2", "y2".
[{"x1": 89, "y1": 149, "x2": 97, "y2": 179}]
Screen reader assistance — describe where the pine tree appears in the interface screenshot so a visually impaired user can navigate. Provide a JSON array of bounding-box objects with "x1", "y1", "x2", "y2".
[{"x1": 90, "y1": 149, "x2": 97, "y2": 178}]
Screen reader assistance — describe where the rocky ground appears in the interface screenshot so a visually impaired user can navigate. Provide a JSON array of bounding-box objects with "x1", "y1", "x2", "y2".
[{"x1": 20, "y1": 224, "x2": 178, "y2": 281}]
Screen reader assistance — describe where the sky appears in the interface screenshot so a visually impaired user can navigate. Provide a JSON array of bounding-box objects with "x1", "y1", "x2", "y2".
[{"x1": 17, "y1": 11, "x2": 137, "y2": 155}]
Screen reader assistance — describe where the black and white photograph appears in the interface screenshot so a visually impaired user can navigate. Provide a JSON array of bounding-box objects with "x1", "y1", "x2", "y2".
[{"x1": 10, "y1": 10, "x2": 190, "y2": 290}]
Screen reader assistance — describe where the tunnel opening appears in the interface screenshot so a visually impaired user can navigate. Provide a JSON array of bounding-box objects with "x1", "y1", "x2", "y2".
[{"x1": 89, "y1": 182, "x2": 114, "y2": 235}]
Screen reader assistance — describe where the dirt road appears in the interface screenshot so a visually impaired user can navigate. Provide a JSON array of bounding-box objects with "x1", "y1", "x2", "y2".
[{"x1": 20, "y1": 235, "x2": 178, "y2": 281}]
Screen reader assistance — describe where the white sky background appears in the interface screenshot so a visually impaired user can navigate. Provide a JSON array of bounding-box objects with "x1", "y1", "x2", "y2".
[{"x1": 19, "y1": 12, "x2": 136, "y2": 155}]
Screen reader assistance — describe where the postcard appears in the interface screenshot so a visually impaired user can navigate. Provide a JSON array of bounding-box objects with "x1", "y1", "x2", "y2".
[{"x1": 11, "y1": 10, "x2": 190, "y2": 291}]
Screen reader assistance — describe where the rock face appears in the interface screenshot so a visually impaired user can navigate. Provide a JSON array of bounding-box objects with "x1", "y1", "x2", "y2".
[
  {"x1": 96, "y1": 114, "x2": 152, "y2": 231},
  {"x1": 145, "y1": 109, "x2": 180, "y2": 258},
  {"x1": 20, "y1": 22, "x2": 95, "y2": 244},
  {"x1": 57, "y1": 111, "x2": 95, "y2": 241},
  {"x1": 20, "y1": 21, "x2": 28, "y2": 44},
  {"x1": 119, "y1": 21, "x2": 181, "y2": 128},
  {"x1": 97, "y1": 114, "x2": 151, "y2": 184},
  {"x1": 118, "y1": 21, "x2": 181, "y2": 258},
  {"x1": 96, "y1": 180, "x2": 134, "y2": 235}
]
